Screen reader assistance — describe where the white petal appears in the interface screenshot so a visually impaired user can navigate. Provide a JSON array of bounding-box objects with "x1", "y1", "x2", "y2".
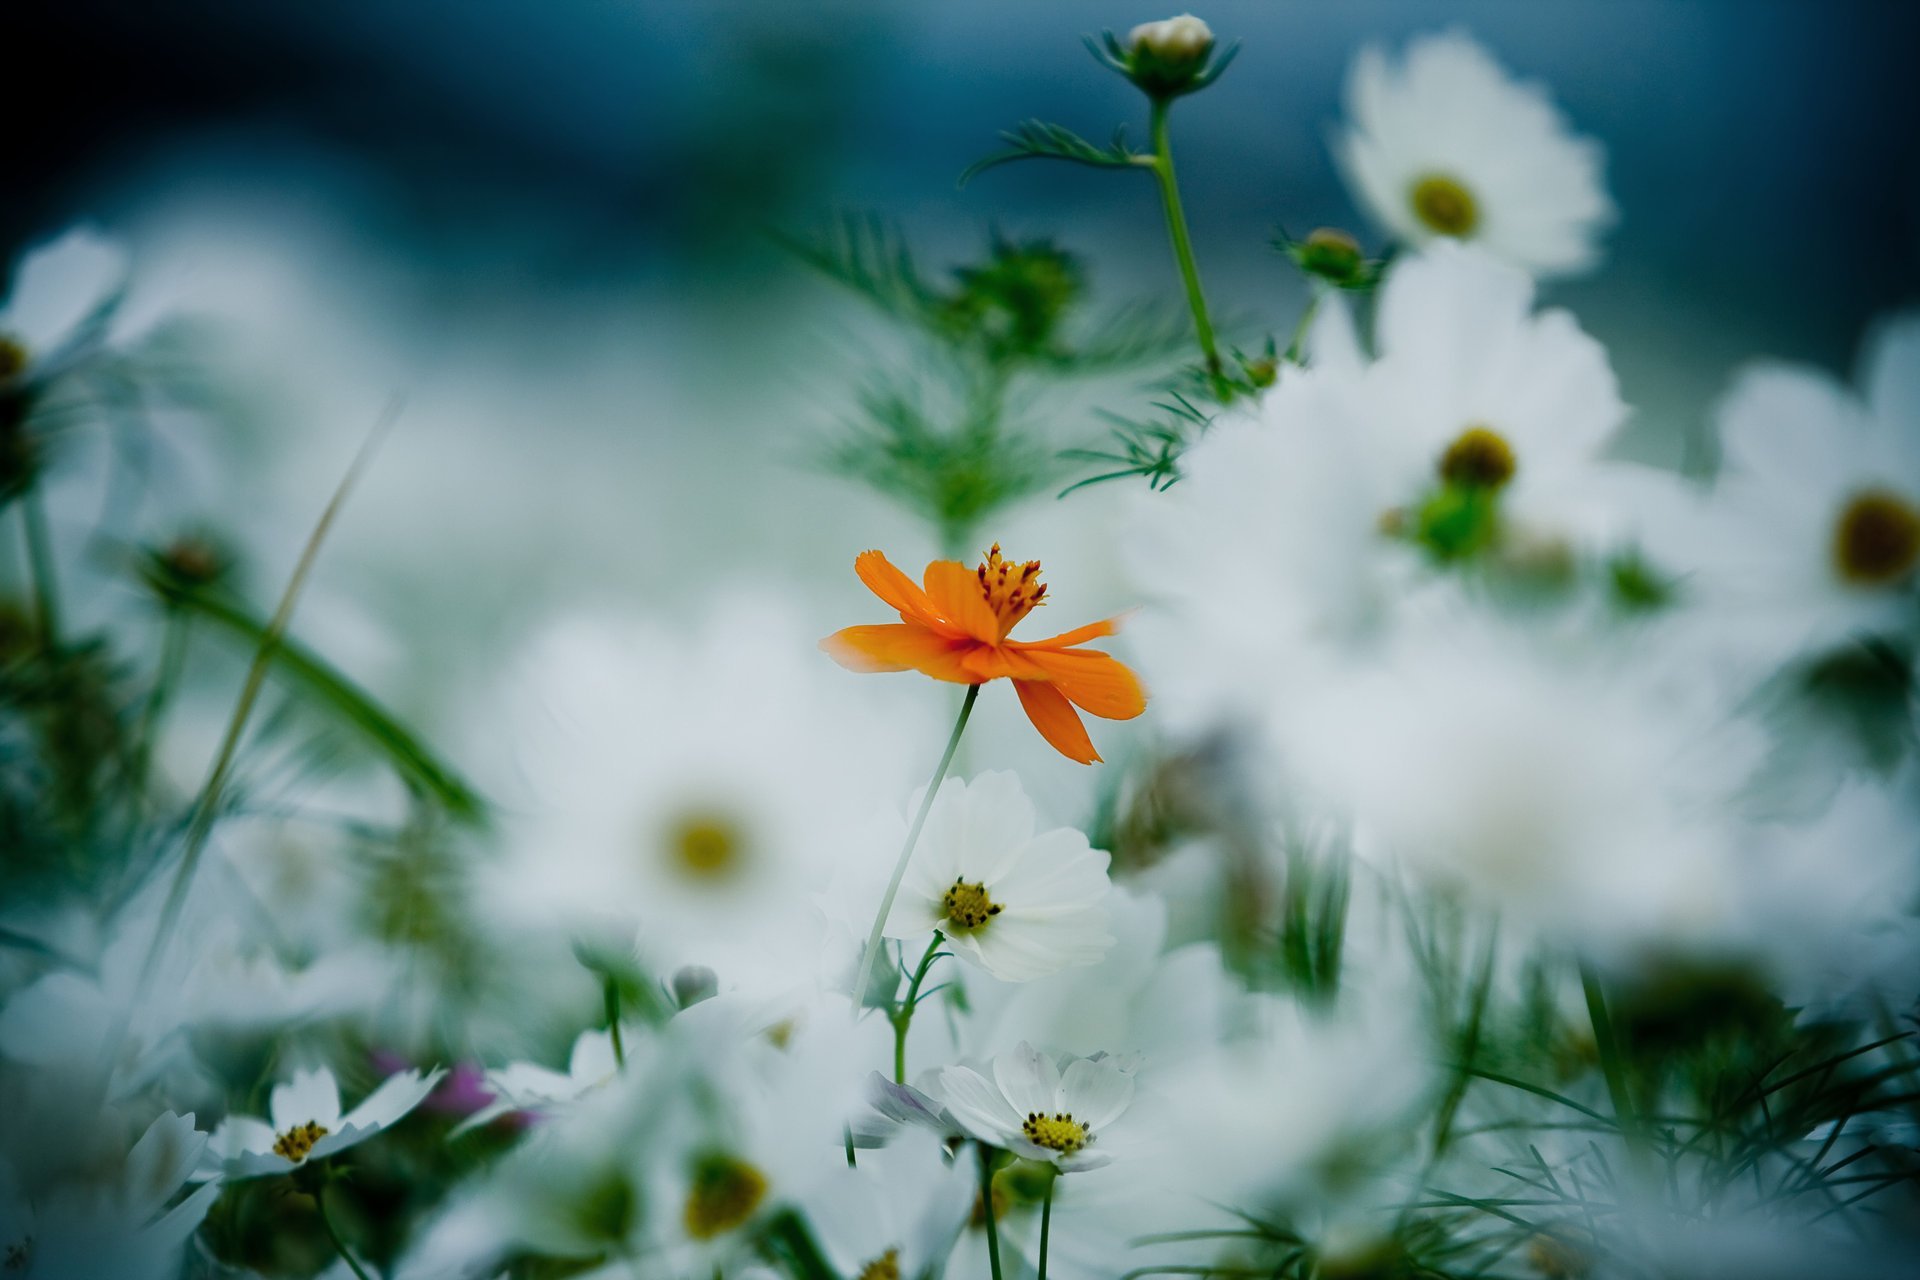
[
  {"x1": 1, "y1": 226, "x2": 127, "y2": 354},
  {"x1": 1060, "y1": 1057, "x2": 1135, "y2": 1131},
  {"x1": 936, "y1": 1066, "x2": 1022, "y2": 1145},
  {"x1": 122, "y1": 1112, "x2": 207, "y2": 1221},
  {"x1": 270, "y1": 1066, "x2": 342, "y2": 1131},
  {"x1": 340, "y1": 1066, "x2": 446, "y2": 1132},
  {"x1": 991, "y1": 1042, "x2": 1061, "y2": 1117}
]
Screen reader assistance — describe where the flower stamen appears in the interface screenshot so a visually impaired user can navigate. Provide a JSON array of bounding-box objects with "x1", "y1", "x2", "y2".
[
  {"x1": 942, "y1": 877, "x2": 1003, "y2": 933},
  {"x1": 662, "y1": 811, "x2": 748, "y2": 883},
  {"x1": 1410, "y1": 174, "x2": 1480, "y2": 237},
  {"x1": 1022, "y1": 1110, "x2": 1090, "y2": 1155},
  {"x1": 683, "y1": 1153, "x2": 768, "y2": 1239},
  {"x1": 272, "y1": 1121, "x2": 330, "y2": 1162},
  {"x1": 1833, "y1": 488, "x2": 1920, "y2": 586},
  {"x1": 1439, "y1": 425, "x2": 1517, "y2": 489},
  {"x1": 977, "y1": 544, "x2": 1047, "y2": 638},
  {"x1": 857, "y1": 1249, "x2": 903, "y2": 1280},
  {"x1": 0, "y1": 337, "x2": 26, "y2": 384}
]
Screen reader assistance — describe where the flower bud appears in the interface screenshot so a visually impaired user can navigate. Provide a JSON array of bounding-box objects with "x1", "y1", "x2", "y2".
[
  {"x1": 671, "y1": 964, "x2": 718, "y2": 1009},
  {"x1": 1290, "y1": 227, "x2": 1373, "y2": 289},
  {"x1": 1100, "y1": 14, "x2": 1231, "y2": 101}
]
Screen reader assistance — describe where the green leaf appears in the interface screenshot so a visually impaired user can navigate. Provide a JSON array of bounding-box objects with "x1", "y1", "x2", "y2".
[
  {"x1": 961, "y1": 120, "x2": 1149, "y2": 186},
  {"x1": 140, "y1": 571, "x2": 487, "y2": 823}
]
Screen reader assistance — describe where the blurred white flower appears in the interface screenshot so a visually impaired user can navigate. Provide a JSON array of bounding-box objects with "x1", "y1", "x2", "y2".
[
  {"x1": 471, "y1": 594, "x2": 931, "y2": 997},
  {"x1": 1643, "y1": 312, "x2": 1920, "y2": 672},
  {"x1": 455, "y1": 1026, "x2": 632, "y2": 1133},
  {"x1": 0, "y1": 1110, "x2": 219, "y2": 1280},
  {"x1": 797, "y1": 1138, "x2": 971, "y2": 1280},
  {"x1": 198, "y1": 1063, "x2": 444, "y2": 1180},
  {"x1": 1336, "y1": 30, "x2": 1614, "y2": 277},
  {"x1": 0, "y1": 226, "x2": 129, "y2": 389},
  {"x1": 940, "y1": 1042, "x2": 1136, "y2": 1172},
  {"x1": 877, "y1": 771, "x2": 1114, "y2": 983}
]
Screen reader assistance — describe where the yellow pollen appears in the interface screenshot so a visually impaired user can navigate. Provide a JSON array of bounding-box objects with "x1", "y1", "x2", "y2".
[
  {"x1": 1833, "y1": 488, "x2": 1920, "y2": 586},
  {"x1": 662, "y1": 811, "x2": 747, "y2": 883},
  {"x1": 1410, "y1": 174, "x2": 1480, "y2": 238},
  {"x1": 857, "y1": 1249, "x2": 903, "y2": 1280},
  {"x1": 271, "y1": 1120, "x2": 330, "y2": 1162},
  {"x1": 1439, "y1": 425, "x2": 1517, "y2": 489},
  {"x1": 976, "y1": 543, "x2": 1046, "y2": 636},
  {"x1": 941, "y1": 878, "x2": 1003, "y2": 933},
  {"x1": 1021, "y1": 1110, "x2": 1090, "y2": 1155},
  {"x1": 682, "y1": 1153, "x2": 768, "y2": 1239},
  {"x1": 0, "y1": 337, "x2": 25, "y2": 383}
]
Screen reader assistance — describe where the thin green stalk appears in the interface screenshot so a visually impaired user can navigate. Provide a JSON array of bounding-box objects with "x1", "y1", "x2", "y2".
[
  {"x1": 1038, "y1": 1169, "x2": 1056, "y2": 1280},
  {"x1": 1580, "y1": 961, "x2": 1648, "y2": 1164},
  {"x1": 1146, "y1": 99, "x2": 1221, "y2": 383},
  {"x1": 122, "y1": 401, "x2": 399, "y2": 1045},
  {"x1": 851, "y1": 684, "x2": 979, "y2": 1019},
  {"x1": 978, "y1": 1144, "x2": 1005, "y2": 1280},
  {"x1": 127, "y1": 608, "x2": 191, "y2": 824},
  {"x1": 892, "y1": 930, "x2": 947, "y2": 1083},
  {"x1": 605, "y1": 976, "x2": 627, "y2": 1068},
  {"x1": 316, "y1": 1182, "x2": 377, "y2": 1280},
  {"x1": 19, "y1": 486, "x2": 60, "y2": 652}
]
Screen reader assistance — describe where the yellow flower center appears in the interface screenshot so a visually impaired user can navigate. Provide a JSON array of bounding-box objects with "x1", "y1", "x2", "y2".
[
  {"x1": 0, "y1": 337, "x2": 26, "y2": 383},
  {"x1": 1410, "y1": 174, "x2": 1480, "y2": 237},
  {"x1": 683, "y1": 1153, "x2": 768, "y2": 1239},
  {"x1": 857, "y1": 1249, "x2": 903, "y2": 1280},
  {"x1": 1833, "y1": 488, "x2": 1920, "y2": 586},
  {"x1": 272, "y1": 1121, "x2": 330, "y2": 1162},
  {"x1": 662, "y1": 810, "x2": 748, "y2": 883},
  {"x1": 1021, "y1": 1110, "x2": 1090, "y2": 1155},
  {"x1": 942, "y1": 878, "x2": 1003, "y2": 933},
  {"x1": 1439, "y1": 425, "x2": 1517, "y2": 489},
  {"x1": 977, "y1": 543, "x2": 1046, "y2": 637}
]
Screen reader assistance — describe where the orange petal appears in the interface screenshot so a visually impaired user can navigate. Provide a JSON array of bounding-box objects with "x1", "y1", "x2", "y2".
[
  {"x1": 821, "y1": 625, "x2": 977, "y2": 683},
  {"x1": 922, "y1": 560, "x2": 1002, "y2": 643},
  {"x1": 855, "y1": 551, "x2": 961, "y2": 637},
  {"x1": 1018, "y1": 648, "x2": 1147, "y2": 721},
  {"x1": 1013, "y1": 679, "x2": 1101, "y2": 765},
  {"x1": 1018, "y1": 616, "x2": 1120, "y2": 649}
]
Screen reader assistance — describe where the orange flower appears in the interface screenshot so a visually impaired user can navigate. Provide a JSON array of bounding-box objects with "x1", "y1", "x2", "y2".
[{"x1": 822, "y1": 545, "x2": 1147, "y2": 764}]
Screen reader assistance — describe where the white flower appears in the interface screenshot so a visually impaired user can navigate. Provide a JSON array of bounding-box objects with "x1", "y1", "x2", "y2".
[
  {"x1": 1336, "y1": 30, "x2": 1613, "y2": 278},
  {"x1": 0, "y1": 226, "x2": 128, "y2": 389},
  {"x1": 198, "y1": 1064, "x2": 445, "y2": 1180},
  {"x1": 798, "y1": 1138, "x2": 972, "y2": 1280},
  {"x1": 471, "y1": 595, "x2": 932, "y2": 997},
  {"x1": 875, "y1": 771, "x2": 1114, "y2": 982},
  {"x1": 0, "y1": 1110, "x2": 220, "y2": 1280},
  {"x1": 1640, "y1": 312, "x2": 1920, "y2": 671},
  {"x1": 1129, "y1": 14, "x2": 1213, "y2": 61},
  {"x1": 455, "y1": 1026, "x2": 631, "y2": 1133},
  {"x1": 940, "y1": 1042, "x2": 1136, "y2": 1172}
]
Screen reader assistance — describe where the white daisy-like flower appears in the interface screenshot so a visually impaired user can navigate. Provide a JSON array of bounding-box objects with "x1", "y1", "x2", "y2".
[
  {"x1": 939, "y1": 1042, "x2": 1136, "y2": 1172},
  {"x1": 471, "y1": 594, "x2": 932, "y2": 997},
  {"x1": 876, "y1": 771, "x2": 1114, "y2": 983},
  {"x1": 1, "y1": 1110, "x2": 221, "y2": 1280},
  {"x1": 1641, "y1": 313, "x2": 1920, "y2": 671},
  {"x1": 455, "y1": 1026, "x2": 632, "y2": 1134},
  {"x1": 798, "y1": 1138, "x2": 972, "y2": 1280},
  {"x1": 197, "y1": 1064, "x2": 445, "y2": 1180},
  {"x1": 1335, "y1": 29, "x2": 1614, "y2": 278},
  {"x1": 0, "y1": 226, "x2": 128, "y2": 391}
]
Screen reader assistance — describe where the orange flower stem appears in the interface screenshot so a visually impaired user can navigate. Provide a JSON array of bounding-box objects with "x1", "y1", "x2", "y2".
[{"x1": 851, "y1": 683, "x2": 979, "y2": 1020}]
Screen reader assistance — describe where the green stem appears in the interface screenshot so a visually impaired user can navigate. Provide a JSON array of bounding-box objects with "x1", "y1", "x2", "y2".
[
  {"x1": 1038, "y1": 1169, "x2": 1056, "y2": 1280},
  {"x1": 891, "y1": 929, "x2": 947, "y2": 1083},
  {"x1": 851, "y1": 684, "x2": 979, "y2": 1019},
  {"x1": 316, "y1": 1182, "x2": 377, "y2": 1280},
  {"x1": 1580, "y1": 960, "x2": 1647, "y2": 1163},
  {"x1": 19, "y1": 486, "x2": 60, "y2": 652},
  {"x1": 1147, "y1": 98, "x2": 1222, "y2": 384},
  {"x1": 604, "y1": 976, "x2": 626, "y2": 1068},
  {"x1": 127, "y1": 608, "x2": 191, "y2": 822},
  {"x1": 978, "y1": 1144, "x2": 1005, "y2": 1280}
]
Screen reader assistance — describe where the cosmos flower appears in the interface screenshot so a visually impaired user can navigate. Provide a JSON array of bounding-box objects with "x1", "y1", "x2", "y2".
[
  {"x1": 197, "y1": 1064, "x2": 445, "y2": 1180},
  {"x1": 1335, "y1": 29, "x2": 1614, "y2": 278},
  {"x1": 880, "y1": 771, "x2": 1114, "y2": 983},
  {"x1": 822, "y1": 546, "x2": 1147, "y2": 764},
  {"x1": 0, "y1": 226, "x2": 128, "y2": 392},
  {"x1": 940, "y1": 1042, "x2": 1136, "y2": 1172}
]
